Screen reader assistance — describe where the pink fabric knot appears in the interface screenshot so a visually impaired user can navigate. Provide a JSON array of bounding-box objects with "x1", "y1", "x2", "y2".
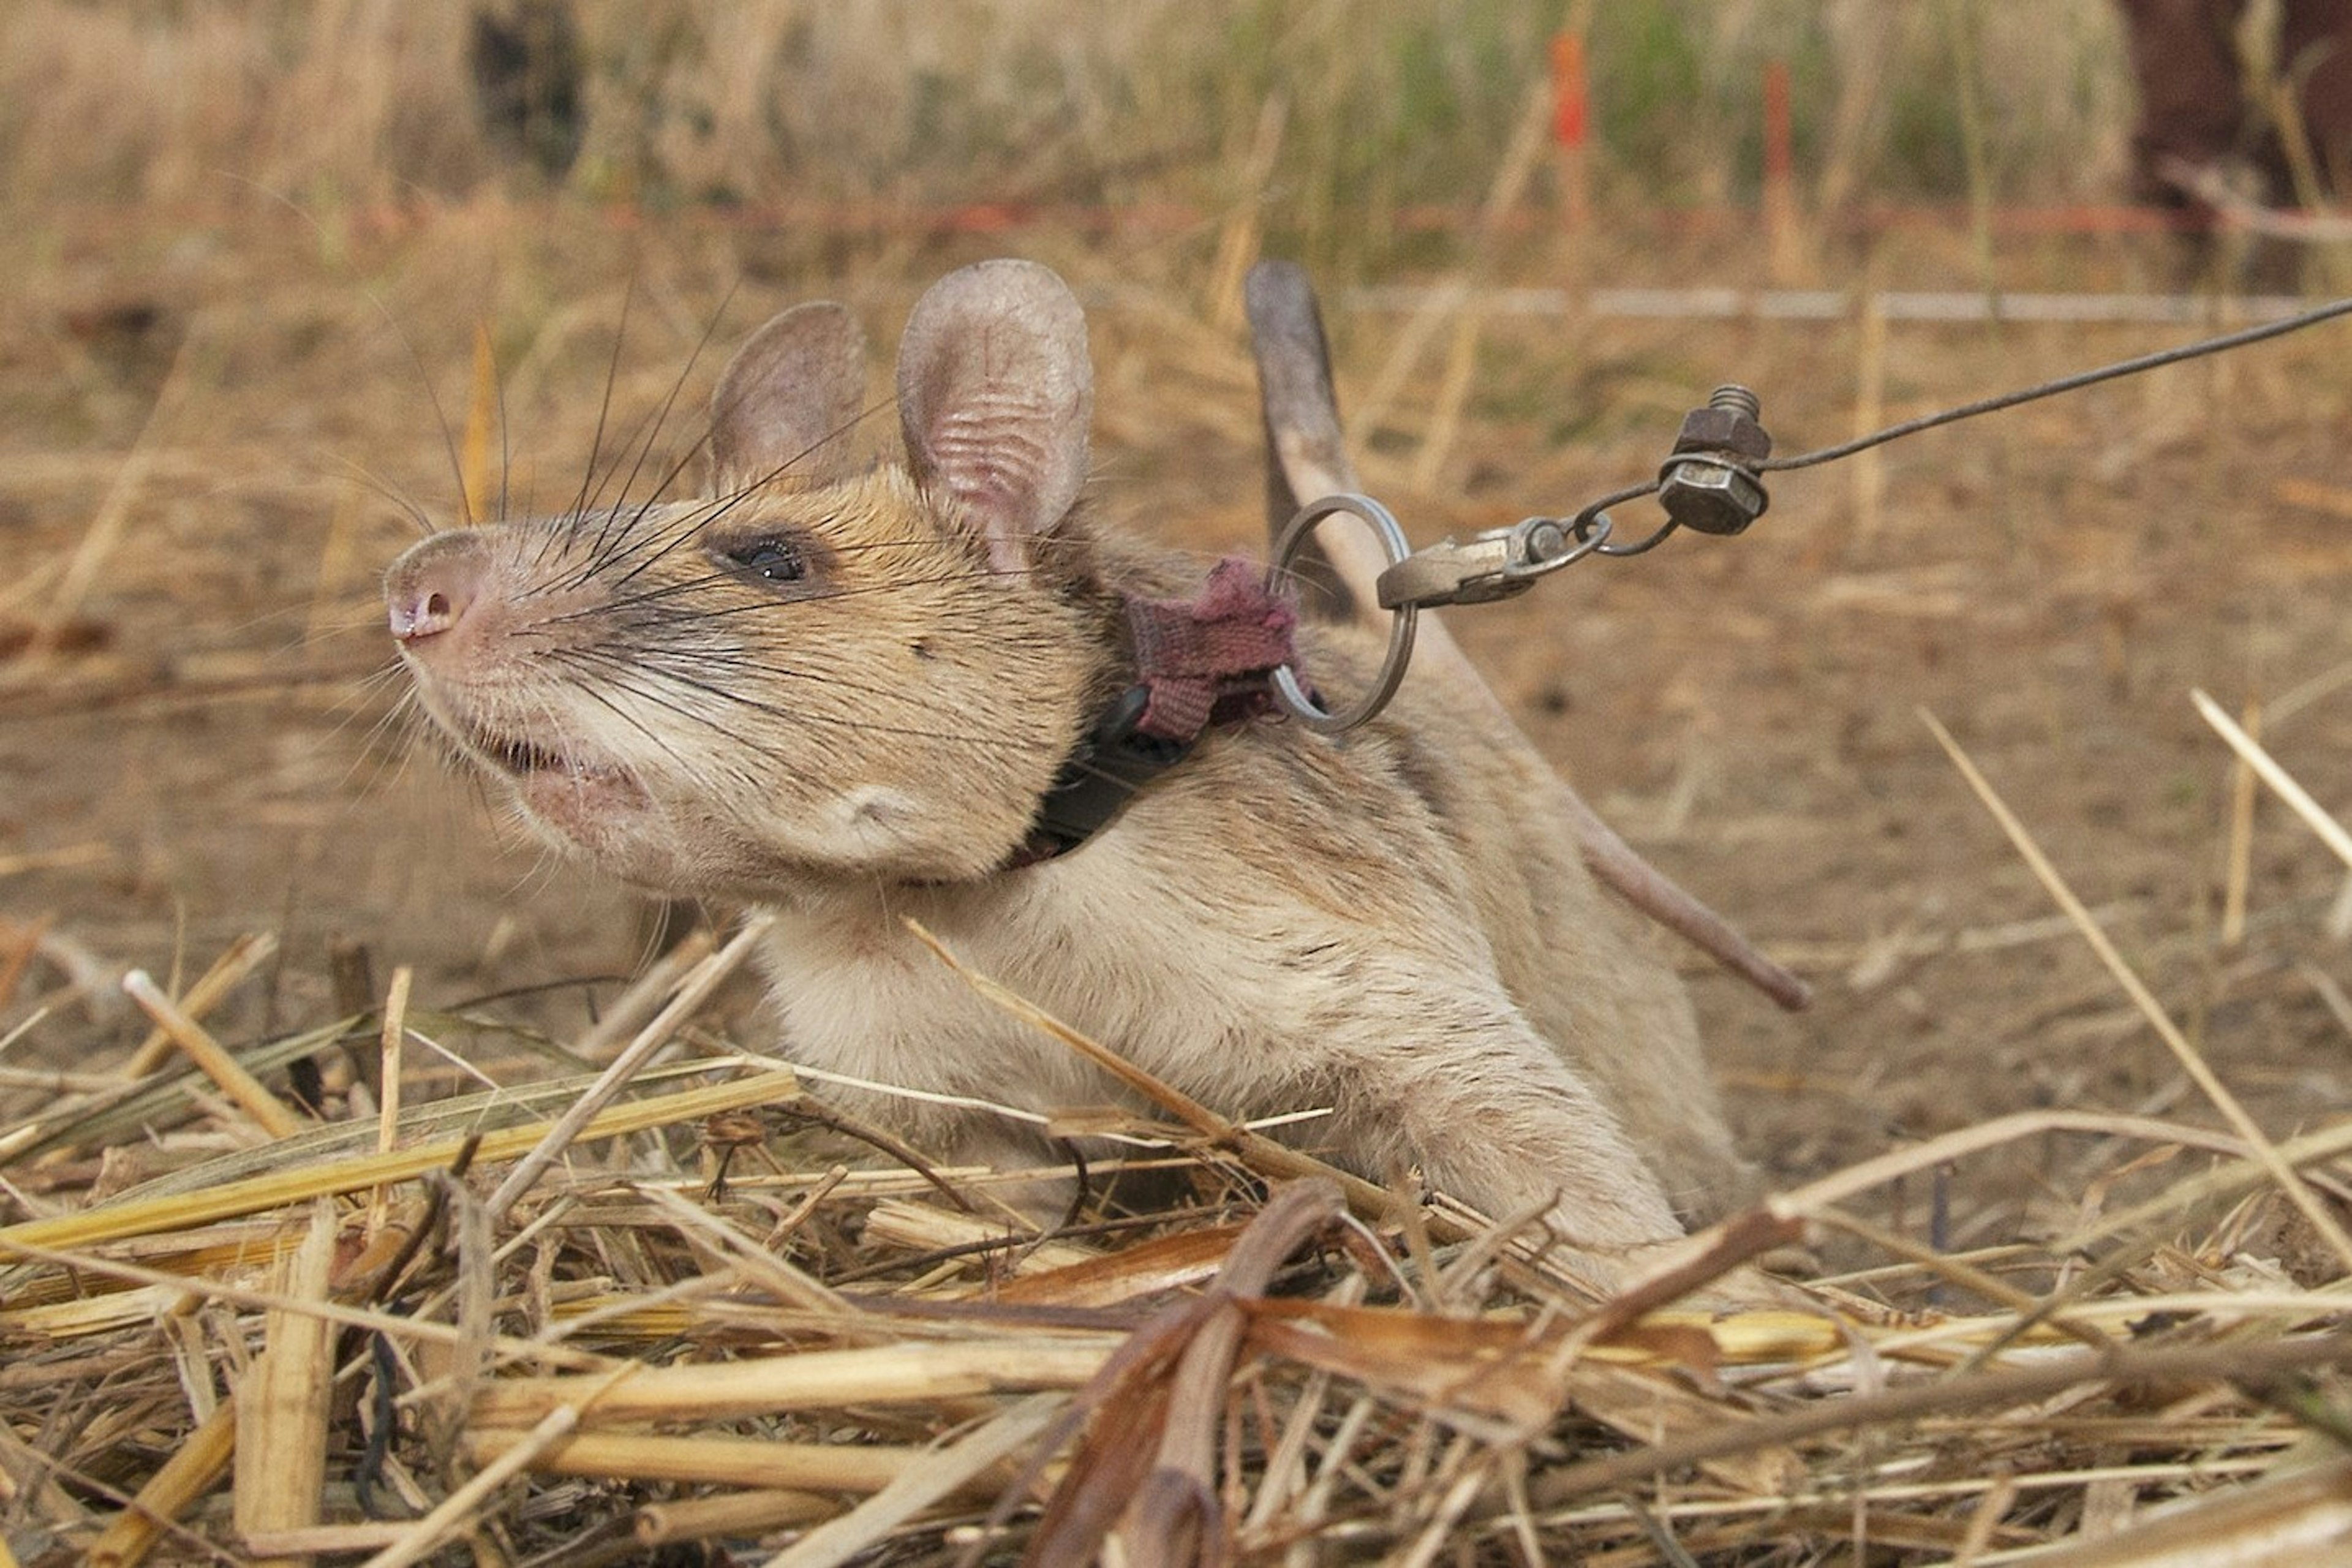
[{"x1": 1123, "y1": 557, "x2": 1298, "y2": 742}]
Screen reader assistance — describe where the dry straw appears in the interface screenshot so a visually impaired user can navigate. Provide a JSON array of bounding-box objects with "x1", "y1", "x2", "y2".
[{"x1": 3, "y1": 888, "x2": 2348, "y2": 1563}]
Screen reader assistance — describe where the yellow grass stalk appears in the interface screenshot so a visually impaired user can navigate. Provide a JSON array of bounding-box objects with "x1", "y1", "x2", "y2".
[
  {"x1": 1205, "y1": 92, "x2": 1287, "y2": 333},
  {"x1": 360, "y1": 1406, "x2": 578, "y2": 1568},
  {"x1": 859, "y1": 1199, "x2": 1096, "y2": 1276},
  {"x1": 576, "y1": 925, "x2": 717, "y2": 1061},
  {"x1": 761, "y1": 1392, "x2": 1068, "y2": 1568},
  {"x1": 634, "y1": 1490, "x2": 838, "y2": 1548},
  {"x1": 0, "y1": 918, "x2": 51, "y2": 1018},
  {"x1": 622, "y1": 1184, "x2": 869, "y2": 1339},
  {"x1": 2193, "y1": 687, "x2": 2352, "y2": 872},
  {"x1": 1537, "y1": 1457, "x2": 2279, "y2": 1536},
  {"x1": 463, "y1": 1428, "x2": 941, "y2": 1493},
  {"x1": 484, "y1": 913, "x2": 775, "y2": 1219},
  {"x1": 31, "y1": 328, "x2": 194, "y2": 655},
  {"x1": 2274, "y1": 476, "x2": 2352, "y2": 522},
  {"x1": 299, "y1": 481, "x2": 365, "y2": 667},
  {"x1": 461, "y1": 320, "x2": 497, "y2": 527},
  {"x1": 0, "y1": 1060, "x2": 118, "y2": 1095},
  {"x1": 1, "y1": 1281, "x2": 205, "y2": 1340},
  {"x1": 1410, "y1": 79, "x2": 1551, "y2": 492},
  {"x1": 2054, "y1": 1115, "x2": 2352, "y2": 1255},
  {"x1": 0, "y1": 1235, "x2": 608, "y2": 1374},
  {"x1": 121, "y1": 969, "x2": 303, "y2": 1139},
  {"x1": 2221, "y1": 695, "x2": 2262, "y2": 947},
  {"x1": 1412, "y1": 309, "x2": 1487, "y2": 494},
  {"x1": 2019, "y1": 1452, "x2": 2352, "y2": 1566},
  {"x1": 1852, "y1": 294, "x2": 1889, "y2": 551},
  {"x1": 473, "y1": 1340, "x2": 1111, "y2": 1428},
  {"x1": 1921, "y1": 709, "x2": 2352, "y2": 1273},
  {"x1": 0, "y1": 1068, "x2": 802, "y2": 1259},
  {"x1": 3, "y1": 1222, "x2": 306, "y2": 1309},
  {"x1": 368, "y1": 965, "x2": 410, "y2": 1238},
  {"x1": 1353, "y1": 279, "x2": 1468, "y2": 461},
  {"x1": 83, "y1": 1397, "x2": 236, "y2": 1568},
  {"x1": 376, "y1": 965, "x2": 410, "y2": 1158},
  {"x1": 235, "y1": 1200, "x2": 337, "y2": 1566},
  {"x1": 533, "y1": 1292, "x2": 780, "y2": 1345},
  {"x1": 0, "y1": 842, "x2": 111, "y2": 880},
  {"x1": 1530, "y1": 1332, "x2": 2352, "y2": 1509},
  {"x1": 119, "y1": 932, "x2": 279, "y2": 1078},
  {"x1": 1754, "y1": 1105, "x2": 2349, "y2": 1226},
  {"x1": 626, "y1": 1181, "x2": 862, "y2": 1316},
  {"x1": 1953, "y1": 1472, "x2": 2024, "y2": 1566},
  {"x1": 239, "y1": 1525, "x2": 411, "y2": 1558},
  {"x1": 1803, "y1": 1206, "x2": 2115, "y2": 1351}
]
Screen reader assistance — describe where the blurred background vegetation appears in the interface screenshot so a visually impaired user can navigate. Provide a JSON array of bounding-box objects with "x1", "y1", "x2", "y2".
[{"x1": 0, "y1": 1, "x2": 2137, "y2": 278}]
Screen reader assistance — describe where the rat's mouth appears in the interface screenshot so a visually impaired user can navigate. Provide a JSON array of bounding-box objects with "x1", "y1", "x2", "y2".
[{"x1": 464, "y1": 726, "x2": 650, "y2": 820}]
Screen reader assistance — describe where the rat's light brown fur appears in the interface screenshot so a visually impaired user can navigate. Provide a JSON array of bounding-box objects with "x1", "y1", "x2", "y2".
[{"x1": 385, "y1": 260, "x2": 1750, "y2": 1264}]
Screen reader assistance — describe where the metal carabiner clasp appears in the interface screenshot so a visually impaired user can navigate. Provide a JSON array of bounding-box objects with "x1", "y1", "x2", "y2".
[
  {"x1": 1265, "y1": 497, "x2": 1618, "y2": 733},
  {"x1": 1372, "y1": 511, "x2": 1615, "y2": 610}
]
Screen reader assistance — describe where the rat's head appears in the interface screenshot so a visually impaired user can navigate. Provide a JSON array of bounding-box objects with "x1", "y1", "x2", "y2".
[{"x1": 383, "y1": 260, "x2": 1113, "y2": 897}]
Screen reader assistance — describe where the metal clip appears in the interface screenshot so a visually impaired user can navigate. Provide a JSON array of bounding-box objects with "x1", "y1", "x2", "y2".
[
  {"x1": 1373, "y1": 513, "x2": 1613, "y2": 611},
  {"x1": 1264, "y1": 380, "x2": 1767, "y2": 731}
]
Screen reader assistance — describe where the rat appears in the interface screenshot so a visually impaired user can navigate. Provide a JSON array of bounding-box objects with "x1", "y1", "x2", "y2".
[{"x1": 384, "y1": 258, "x2": 1756, "y2": 1269}]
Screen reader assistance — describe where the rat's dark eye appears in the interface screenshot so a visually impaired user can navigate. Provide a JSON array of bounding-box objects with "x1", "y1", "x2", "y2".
[{"x1": 720, "y1": 537, "x2": 805, "y2": 584}]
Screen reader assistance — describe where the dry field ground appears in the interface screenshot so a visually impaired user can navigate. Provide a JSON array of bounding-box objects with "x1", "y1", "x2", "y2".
[
  {"x1": 7, "y1": 2, "x2": 2352, "y2": 1562},
  {"x1": 9, "y1": 207, "x2": 2350, "y2": 1212}
]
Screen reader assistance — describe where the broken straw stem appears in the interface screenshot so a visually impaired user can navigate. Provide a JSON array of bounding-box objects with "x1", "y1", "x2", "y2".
[
  {"x1": 484, "y1": 914, "x2": 774, "y2": 1221},
  {"x1": 2192, "y1": 687, "x2": 2352, "y2": 871},
  {"x1": 121, "y1": 968, "x2": 303, "y2": 1139}
]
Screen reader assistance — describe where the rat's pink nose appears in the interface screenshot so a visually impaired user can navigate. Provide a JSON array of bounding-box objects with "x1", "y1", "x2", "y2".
[{"x1": 385, "y1": 533, "x2": 489, "y2": 643}]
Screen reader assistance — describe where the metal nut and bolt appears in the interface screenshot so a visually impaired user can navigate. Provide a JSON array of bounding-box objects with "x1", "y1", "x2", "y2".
[{"x1": 1659, "y1": 385, "x2": 1773, "y2": 537}]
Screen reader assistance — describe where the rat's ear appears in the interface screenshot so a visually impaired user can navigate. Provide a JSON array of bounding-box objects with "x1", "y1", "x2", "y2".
[
  {"x1": 896, "y1": 260, "x2": 1092, "y2": 578},
  {"x1": 709, "y1": 302, "x2": 867, "y2": 495}
]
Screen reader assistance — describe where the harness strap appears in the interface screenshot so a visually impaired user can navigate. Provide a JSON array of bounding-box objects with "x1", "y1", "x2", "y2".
[{"x1": 1019, "y1": 558, "x2": 1299, "y2": 862}]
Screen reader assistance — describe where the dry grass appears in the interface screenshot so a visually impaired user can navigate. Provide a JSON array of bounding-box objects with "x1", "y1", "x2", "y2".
[
  {"x1": 6, "y1": 4, "x2": 2352, "y2": 1562},
  {"x1": 1, "y1": 1, "x2": 2134, "y2": 249},
  {"x1": 3, "y1": 906, "x2": 2351, "y2": 1564}
]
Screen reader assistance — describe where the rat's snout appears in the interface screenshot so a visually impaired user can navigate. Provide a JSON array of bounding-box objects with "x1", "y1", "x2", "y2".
[{"x1": 385, "y1": 531, "x2": 491, "y2": 644}]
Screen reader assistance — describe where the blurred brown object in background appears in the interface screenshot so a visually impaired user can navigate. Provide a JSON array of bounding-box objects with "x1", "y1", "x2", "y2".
[
  {"x1": 2117, "y1": 0, "x2": 2352, "y2": 213},
  {"x1": 469, "y1": 0, "x2": 585, "y2": 181}
]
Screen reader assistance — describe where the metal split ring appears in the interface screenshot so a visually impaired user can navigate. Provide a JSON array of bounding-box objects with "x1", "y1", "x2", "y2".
[{"x1": 1266, "y1": 494, "x2": 1418, "y2": 734}]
